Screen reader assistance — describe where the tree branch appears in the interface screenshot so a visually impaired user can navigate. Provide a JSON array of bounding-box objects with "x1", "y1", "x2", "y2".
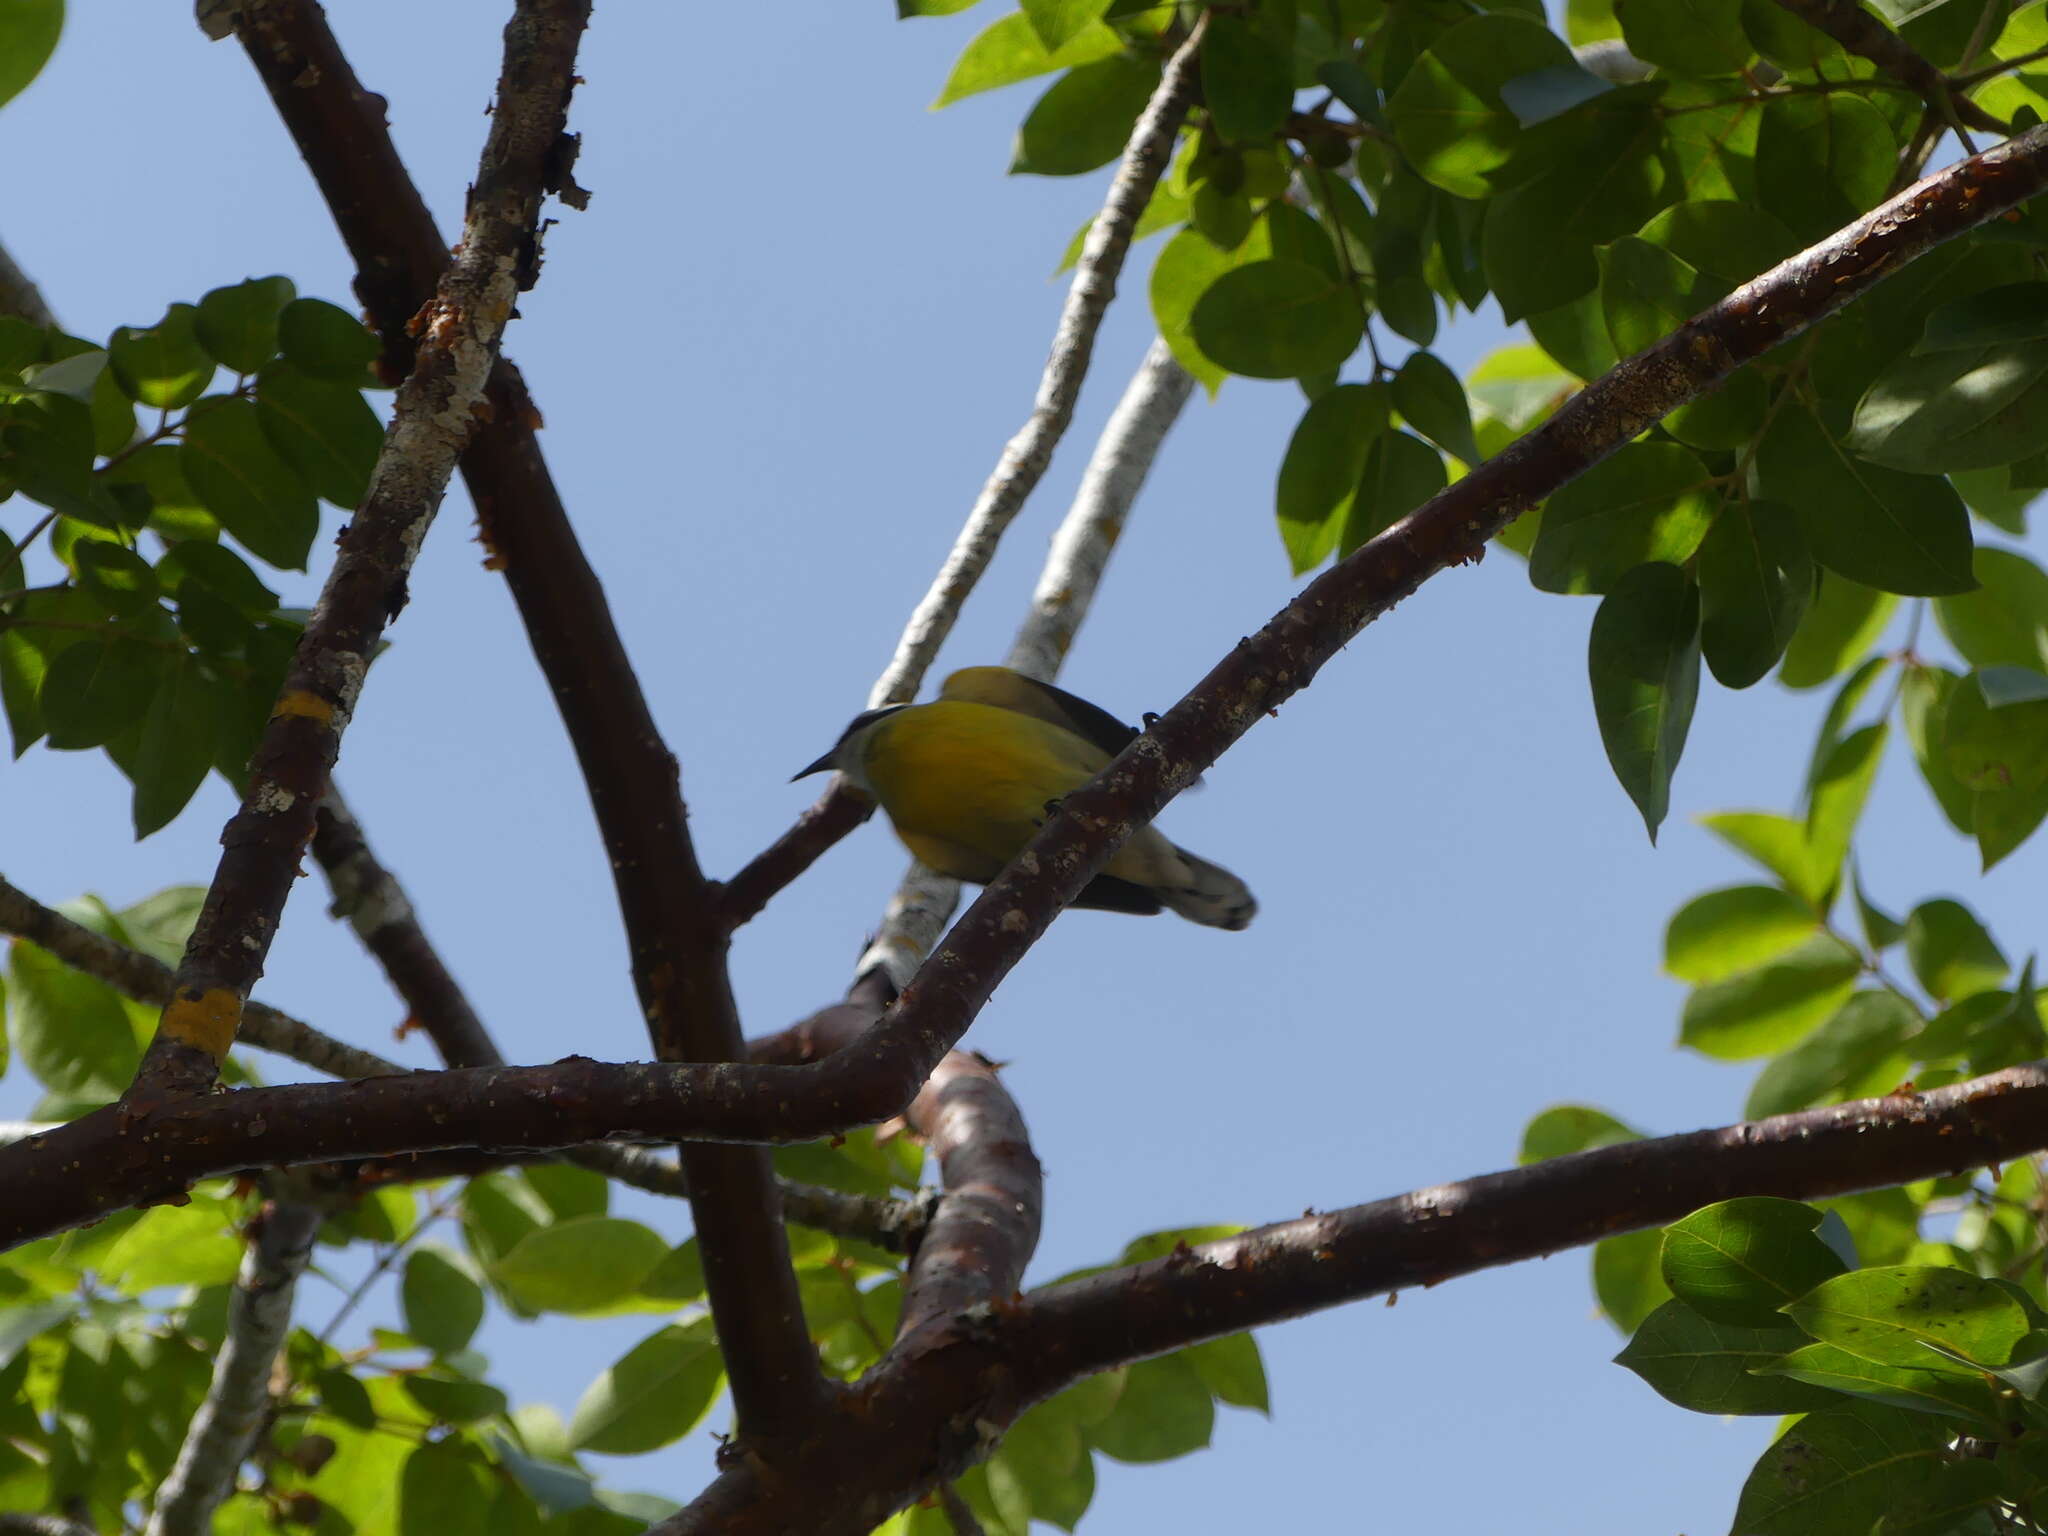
[
  {"x1": 129, "y1": 0, "x2": 593, "y2": 1104},
  {"x1": 847, "y1": 122, "x2": 2048, "y2": 1111},
  {"x1": 312, "y1": 785, "x2": 501, "y2": 1068},
  {"x1": 144, "y1": 1196, "x2": 323, "y2": 1536},
  {"x1": 716, "y1": 783, "x2": 874, "y2": 930},
  {"x1": 1769, "y1": 0, "x2": 2006, "y2": 133},
  {"x1": 865, "y1": 16, "x2": 1208, "y2": 711},
  {"x1": 233, "y1": 0, "x2": 821, "y2": 1433},
  {"x1": 662, "y1": 1062, "x2": 2048, "y2": 1535}
]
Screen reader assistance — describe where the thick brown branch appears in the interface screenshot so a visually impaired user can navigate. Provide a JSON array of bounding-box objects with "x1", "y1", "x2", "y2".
[
  {"x1": 312, "y1": 786, "x2": 502, "y2": 1068},
  {"x1": 845, "y1": 123, "x2": 2048, "y2": 1108},
  {"x1": 1770, "y1": 0, "x2": 2006, "y2": 133},
  {"x1": 130, "y1": 0, "x2": 592, "y2": 1104},
  {"x1": 662, "y1": 1063, "x2": 2048, "y2": 1536},
  {"x1": 234, "y1": 0, "x2": 821, "y2": 1435}
]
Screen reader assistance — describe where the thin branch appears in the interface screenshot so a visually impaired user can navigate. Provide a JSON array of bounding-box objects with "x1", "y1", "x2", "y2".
[
  {"x1": 0, "y1": 874, "x2": 404, "y2": 1081},
  {"x1": 660, "y1": 1061, "x2": 2048, "y2": 1536},
  {"x1": 0, "y1": 237, "x2": 55, "y2": 328},
  {"x1": 0, "y1": 1515, "x2": 92, "y2": 1536},
  {"x1": 845, "y1": 122, "x2": 2048, "y2": 1112},
  {"x1": 1005, "y1": 337, "x2": 1194, "y2": 682},
  {"x1": 1769, "y1": 0, "x2": 2006, "y2": 132},
  {"x1": 145, "y1": 1196, "x2": 324, "y2": 1536},
  {"x1": 864, "y1": 15, "x2": 1208, "y2": 711},
  {"x1": 716, "y1": 783, "x2": 874, "y2": 930},
  {"x1": 312, "y1": 785, "x2": 502, "y2": 1068},
  {"x1": 936, "y1": 1485, "x2": 985, "y2": 1536},
  {"x1": 129, "y1": 0, "x2": 593, "y2": 1104}
]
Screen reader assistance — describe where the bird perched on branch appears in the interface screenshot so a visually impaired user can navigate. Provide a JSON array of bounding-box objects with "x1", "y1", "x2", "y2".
[{"x1": 795, "y1": 666, "x2": 1256, "y2": 930}]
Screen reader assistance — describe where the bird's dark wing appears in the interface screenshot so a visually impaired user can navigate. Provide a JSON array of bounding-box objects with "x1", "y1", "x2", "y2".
[{"x1": 1070, "y1": 873, "x2": 1164, "y2": 915}]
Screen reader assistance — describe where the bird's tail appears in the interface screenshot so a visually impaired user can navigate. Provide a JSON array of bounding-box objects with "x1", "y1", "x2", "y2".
[{"x1": 1160, "y1": 846, "x2": 1256, "y2": 931}]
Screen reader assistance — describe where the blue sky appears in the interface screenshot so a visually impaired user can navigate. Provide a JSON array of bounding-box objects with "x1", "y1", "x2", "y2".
[{"x1": 4, "y1": 4, "x2": 2044, "y2": 1531}]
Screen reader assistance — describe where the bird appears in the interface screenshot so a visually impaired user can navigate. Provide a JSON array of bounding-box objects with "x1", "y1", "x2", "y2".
[{"x1": 794, "y1": 666, "x2": 1255, "y2": 929}]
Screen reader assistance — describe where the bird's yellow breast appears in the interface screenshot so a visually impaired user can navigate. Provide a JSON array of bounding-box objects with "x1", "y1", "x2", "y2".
[{"x1": 858, "y1": 700, "x2": 1113, "y2": 881}]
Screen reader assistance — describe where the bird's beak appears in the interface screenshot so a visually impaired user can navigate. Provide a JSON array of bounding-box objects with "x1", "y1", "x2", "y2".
[{"x1": 790, "y1": 750, "x2": 838, "y2": 783}]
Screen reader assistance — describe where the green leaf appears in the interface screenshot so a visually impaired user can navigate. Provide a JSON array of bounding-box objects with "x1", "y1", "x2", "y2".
[
  {"x1": 1614, "y1": 0, "x2": 1750, "y2": 76},
  {"x1": 1587, "y1": 561, "x2": 1701, "y2": 840},
  {"x1": 1020, "y1": 0, "x2": 1105, "y2": 51},
  {"x1": 1754, "y1": 93, "x2": 1895, "y2": 245},
  {"x1": 1802, "y1": 655, "x2": 1889, "y2": 805},
  {"x1": 7, "y1": 933, "x2": 140, "y2": 1100},
  {"x1": 277, "y1": 299, "x2": 383, "y2": 382},
  {"x1": 39, "y1": 636, "x2": 161, "y2": 750},
  {"x1": 1518, "y1": 1103, "x2": 1640, "y2": 1164},
  {"x1": 131, "y1": 656, "x2": 224, "y2": 838},
  {"x1": 1781, "y1": 572, "x2": 1896, "y2": 689},
  {"x1": 1901, "y1": 666, "x2": 1978, "y2": 833},
  {"x1": 1012, "y1": 54, "x2": 1159, "y2": 176},
  {"x1": 1594, "y1": 1228, "x2": 1673, "y2": 1333},
  {"x1": 568, "y1": 1320, "x2": 724, "y2": 1455},
  {"x1": 1150, "y1": 226, "x2": 1265, "y2": 394},
  {"x1": 402, "y1": 1374, "x2": 508, "y2": 1425},
  {"x1": 1730, "y1": 1401, "x2": 1957, "y2": 1536},
  {"x1": 1697, "y1": 500, "x2": 1812, "y2": 687},
  {"x1": 1497, "y1": 63, "x2": 1612, "y2": 126},
  {"x1": 72, "y1": 542, "x2": 159, "y2": 619},
  {"x1": 1952, "y1": 464, "x2": 2036, "y2": 535},
  {"x1": 1678, "y1": 932, "x2": 1862, "y2": 1059},
  {"x1": 1390, "y1": 350, "x2": 1478, "y2": 465},
  {"x1": 399, "y1": 1440, "x2": 496, "y2": 1536},
  {"x1": 934, "y1": 11, "x2": 1121, "y2": 106},
  {"x1": 1849, "y1": 340, "x2": 2048, "y2": 473},
  {"x1": 1854, "y1": 866, "x2": 1905, "y2": 953},
  {"x1": 0, "y1": 0, "x2": 62, "y2": 110},
  {"x1": 491, "y1": 1216, "x2": 671, "y2": 1315},
  {"x1": 991, "y1": 1403, "x2": 1091, "y2": 1533},
  {"x1": 1614, "y1": 1303, "x2": 1833, "y2": 1415},
  {"x1": 255, "y1": 362, "x2": 383, "y2": 510},
  {"x1": 1784, "y1": 1265, "x2": 2030, "y2": 1369},
  {"x1": 1276, "y1": 383, "x2": 1389, "y2": 574},
  {"x1": 1744, "y1": 988, "x2": 1922, "y2": 1119},
  {"x1": 1944, "y1": 681, "x2": 2048, "y2": 866},
  {"x1": 1917, "y1": 281, "x2": 2048, "y2": 351},
  {"x1": 1756, "y1": 400, "x2": 1975, "y2": 597},
  {"x1": 1083, "y1": 1353, "x2": 1212, "y2": 1463},
  {"x1": 1530, "y1": 443, "x2": 1716, "y2": 595},
  {"x1": 194, "y1": 277, "x2": 296, "y2": 375},
  {"x1": 156, "y1": 540, "x2": 279, "y2": 616},
  {"x1": 1339, "y1": 429, "x2": 1446, "y2": 556},
  {"x1": 1903, "y1": 899, "x2": 2008, "y2": 1002},
  {"x1": 108, "y1": 305, "x2": 214, "y2": 410},
  {"x1": 1185, "y1": 1330, "x2": 1268, "y2": 1412},
  {"x1": 116, "y1": 885, "x2": 205, "y2": 968},
  {"x1": 101, "y1": 1194, "x2": 243, "y2": 1291},
  {"x1": 1664, "y1": 885, "x2": 1819, "y2": 985},
  {"x1": 1481, "y1": 95, "x2": 1667, "y2": 322},
  {"x1": 1934, "y1": 547, "x2": 2048, "y2": 671},
  {"x1": 1804, "y1": 721, "x2": 1887, "y2": 905},
  {"x1": 21, "y1": 348, "x2": 106, "y2": 405},
  {"x1": 1385, "y1": 15, "x2": 1573, "y2": 199},
  {"x1": 402, "y1": 1246, "x2": 484, "y2": 1357},
  {"x1": 181, "y1": 396, "x2": 320, "y2": 570},
  {"x1": 521, "y1": 1163, "x2": 609, "y2": 1222},
  {"x1": 1662, "y1": 1198, "x2": 1848, "y2": 1326},
  {"x1": 1201, "y1": 12, "x2": 1292, "y2": 145},
  {"x1": 1756, "y1": 1340, "x2": 2005, "y2": 1421},
  {"x1": 1188, "y1": 258, "x2": 1362, "y2": 380}
]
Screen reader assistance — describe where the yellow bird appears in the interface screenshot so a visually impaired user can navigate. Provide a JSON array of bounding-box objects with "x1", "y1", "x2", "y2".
[{"x1": 795, "y1": 666, "x2": 1255, "y2": 929}]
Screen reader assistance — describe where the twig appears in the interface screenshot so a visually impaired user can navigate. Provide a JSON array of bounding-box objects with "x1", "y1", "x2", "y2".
[
  {"x1": 864, "y1": 16, "x2": 1209, "y2": 711},
  {"x1": 312, "y1": 786, "x2": 502, "y2": 1068},
  {"x1": 716, "y1": 784, "x2": 873, "y2": 930},
  {"x1": 1769, "y1": 0, "x2": 2005, "y2": 132},
  {"x1": 129, "y1": 0, "x2": 593, "y2": 1104},
  {"x1": 0, "y1": 1515, "x2": 92, "y2": 1536},
  {"x1": 145, "y1": 1197, "x2": 324, "y2": 1536},
  {"x1": 936, "y1": 1485, "x2": 985, "y2": 1536}
]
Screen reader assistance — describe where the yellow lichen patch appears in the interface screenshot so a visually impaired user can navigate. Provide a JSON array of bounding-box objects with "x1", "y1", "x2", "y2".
[
  {"x1": 273, "y1": 690, "x2": 335, "y2": 724},
  {"x1": 161, "y1": 987, "x2": 243, "y2": 1059}
]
